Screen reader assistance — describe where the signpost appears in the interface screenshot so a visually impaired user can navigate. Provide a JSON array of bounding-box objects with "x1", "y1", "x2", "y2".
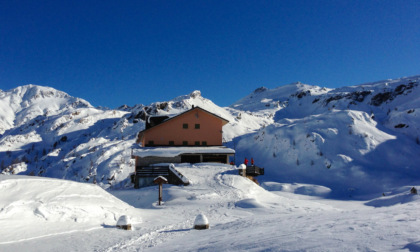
[{"x1": 154, "y1": 176, "x2": 168, "y2": 205}]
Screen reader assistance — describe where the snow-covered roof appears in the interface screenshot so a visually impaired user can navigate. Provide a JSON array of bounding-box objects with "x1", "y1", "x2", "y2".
[
  {"x1": 132, "y1": 146, "x2": 235, "y2": 158},
  {"x1": 154, "y1": 176, "x2": 168, "y2": 182}
]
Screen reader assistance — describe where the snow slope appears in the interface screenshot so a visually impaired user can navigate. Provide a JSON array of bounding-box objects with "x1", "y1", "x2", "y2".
[{"x1": 232, "y1": 75, "x2": 420, "y2": 196}]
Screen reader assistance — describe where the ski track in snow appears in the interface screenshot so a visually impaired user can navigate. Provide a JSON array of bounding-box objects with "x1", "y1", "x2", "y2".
[{"x1": 0, "y1": 227, "x2": 101, "y2": 245}]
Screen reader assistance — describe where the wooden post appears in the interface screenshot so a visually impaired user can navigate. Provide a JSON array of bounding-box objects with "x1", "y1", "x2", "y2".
[
  {"x1": 154, "y1": 176, "x2": 168, "y2": 205},
  {"x1": 158, "y1": 183, "x2": 163, "y2": 204}
]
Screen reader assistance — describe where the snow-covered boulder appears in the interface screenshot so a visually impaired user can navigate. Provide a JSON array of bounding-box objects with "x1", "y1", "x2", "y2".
[
  {"x1": 116, "y1": 215, "x2": 132, "y2": 230},
  {"x1": 238, "y1": 164, "x2": 247, "y2": 176},
  {"x1": 194, "y1": 213, "x2": 209, "y2": 230},
  {"x1": 238, "y1": 164, "x2": 247, "y2": 170}
]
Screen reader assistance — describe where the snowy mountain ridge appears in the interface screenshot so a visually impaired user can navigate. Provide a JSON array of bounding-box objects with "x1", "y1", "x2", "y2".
[
  {"x1": 0, "y1": 85, "x2": 92, "y2": 135},
  {"x1": 1, "y1": 75, "x2": 420, "y2": 196}
]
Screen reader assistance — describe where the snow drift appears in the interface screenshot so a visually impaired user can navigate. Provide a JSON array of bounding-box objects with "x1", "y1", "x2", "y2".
[{"x1": 0, "y1": 175, "x2": 141, "y2": 245}]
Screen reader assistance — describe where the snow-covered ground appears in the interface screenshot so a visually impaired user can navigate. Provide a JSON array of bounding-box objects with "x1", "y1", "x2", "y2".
[{"x1": 2, "y1": 164, "x2": 420, "y2": 251}]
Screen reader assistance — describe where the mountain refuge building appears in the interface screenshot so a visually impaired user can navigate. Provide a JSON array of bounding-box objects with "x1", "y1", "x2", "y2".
[{"x1": 132, "y1": 106, "x2": 235, "y2": 187}]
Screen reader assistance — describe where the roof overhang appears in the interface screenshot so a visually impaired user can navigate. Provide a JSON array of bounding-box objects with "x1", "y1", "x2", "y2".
[{"x1": 133, "y1": 146, "x2": 235, "y2": 158}]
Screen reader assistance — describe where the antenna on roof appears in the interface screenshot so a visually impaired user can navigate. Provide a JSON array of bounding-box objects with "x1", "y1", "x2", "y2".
[{"x1": 192, "y1": 105, "x2": 195, "y2": 108}]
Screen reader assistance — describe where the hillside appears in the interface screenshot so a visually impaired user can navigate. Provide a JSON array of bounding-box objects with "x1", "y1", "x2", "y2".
[
  {"x1": 1, "y1": 75, "x2": 420, "y2": 196},
  {"x1": 231, "y1": 75, "x2": 420, "y2": 196}
]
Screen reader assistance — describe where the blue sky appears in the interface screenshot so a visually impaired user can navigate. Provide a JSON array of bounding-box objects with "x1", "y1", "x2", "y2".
[{"x1": 1, "y1": 0, "x2": 419, "y2": 108}]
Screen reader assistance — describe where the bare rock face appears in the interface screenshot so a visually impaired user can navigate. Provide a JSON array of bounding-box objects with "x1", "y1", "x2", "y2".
[
  {"x1": 371, "y1": 82, "x2": 418, "y2": 106},
  {"x1": 190, "y1": 90, "x2": 201, "y2": 98}
]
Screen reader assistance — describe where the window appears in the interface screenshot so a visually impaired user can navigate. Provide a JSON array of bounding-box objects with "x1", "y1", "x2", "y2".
[
  {"x1": 202, "y1": 141, "x2": 207, "y2": 146},
  {"x1": 195, "y1": 141, "x2": 200, "y2": 146},
  {"x1": 148, "y1": 140, "x2": 154, "y2": 146},
  {"x1": 183, "y1": 123, "x2": 188, "y2": 129},
  {"x1": 195, "y1": 124, "x2": 200, "y2": 129},
  {"x1": 183, "y1": 141, "x2": 188, "y2": 146},
  {"x1": 169, "y1": 141, "x2": 174, "y2": 146}
]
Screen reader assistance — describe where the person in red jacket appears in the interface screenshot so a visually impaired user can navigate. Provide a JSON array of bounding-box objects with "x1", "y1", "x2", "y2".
[
  {"x1": 244, "y1": 158, "x2": 249, "y2": 165},
  {"x1": 251, "y1": 158, "x2": 254, "y2": 165}
]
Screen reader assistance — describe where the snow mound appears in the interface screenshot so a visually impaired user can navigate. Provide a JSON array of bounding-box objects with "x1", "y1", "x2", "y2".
[
  {"x1": 235, "y1": 198, "x2": 265, "y2": 208},
  {"x1": 116, "y1": 215, "x2": 131, "y2": 226},
  {"x1": 0, "y1": 175, "x2": 141, "y2": 244},
  {"x1": 262, "y1": 182, "x2": 332, "y2": 197},
  {"x1": 194, "y1": 213, "x2": 209, "y2": 226},
  {"x1": 365, "y1": 186, "x2": 420, "y2": 207}
]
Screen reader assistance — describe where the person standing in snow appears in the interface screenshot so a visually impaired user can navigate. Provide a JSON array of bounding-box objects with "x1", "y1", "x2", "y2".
[
  {"x1": 251, "y1": 158, "x2": 254, "y2": 166},
  {"x1": 244, "y1": 158, "x2": 249, "y2": 166}
]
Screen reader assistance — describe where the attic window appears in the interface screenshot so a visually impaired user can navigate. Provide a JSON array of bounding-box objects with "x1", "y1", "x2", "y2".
[
  {"x1": 183, "y1": 123, "x2": 188, "y2": 129},
  {"x1": 195, "y1": 124, "x2": 200, "y2": 129},
  {"x1": 183, "y1": 141, "x2": 188, "y2": 146},
  {"x1": 195, "y1": 141, "x2": 200, "y2": 146}
]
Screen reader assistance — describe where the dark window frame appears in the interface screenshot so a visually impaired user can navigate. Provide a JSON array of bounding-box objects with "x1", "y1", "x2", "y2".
[
  {"x1": 195, "y1": 124, "x2": 200, "y2": 129},
  {"x1": 169, "y1": 141, "x2": 175, "y2": 146},
  {"x1": 194, "y1": 141, "x2": 200, "y2": 146},
  {"x1": 182, "y1": 141, "x2": 188, "y2": 146},
  {"x1": 183, "y1": 123, "x2": 188, "y2": 129},
  {"x1": 202, "y1": 141, "x2": 207, "y2": 146}
]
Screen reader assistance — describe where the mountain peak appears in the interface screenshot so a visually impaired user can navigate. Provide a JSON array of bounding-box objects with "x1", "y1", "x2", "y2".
[
  {"x1": 253, "y1": 87, "x2": 268, "y2": 94},
  {"x1": 0, "y1": 84, "x2": 93, "y2": 134},
  {"x1": 189, "y1": 90, "x2": 201, "y2": 98}
]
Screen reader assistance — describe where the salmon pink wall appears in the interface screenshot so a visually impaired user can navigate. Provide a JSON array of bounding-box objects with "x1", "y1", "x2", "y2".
[{"x1": 138, "y1": 108, "x2": 226, "y2": 146}]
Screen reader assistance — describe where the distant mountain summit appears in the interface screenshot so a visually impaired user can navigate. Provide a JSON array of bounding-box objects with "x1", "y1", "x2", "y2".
[
  {"x1": 231, "y1": 82, "x2": 330, "y2": 113},
  {"x1": 0, "y1": 85, "x2": 91, "y2": 134}
]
